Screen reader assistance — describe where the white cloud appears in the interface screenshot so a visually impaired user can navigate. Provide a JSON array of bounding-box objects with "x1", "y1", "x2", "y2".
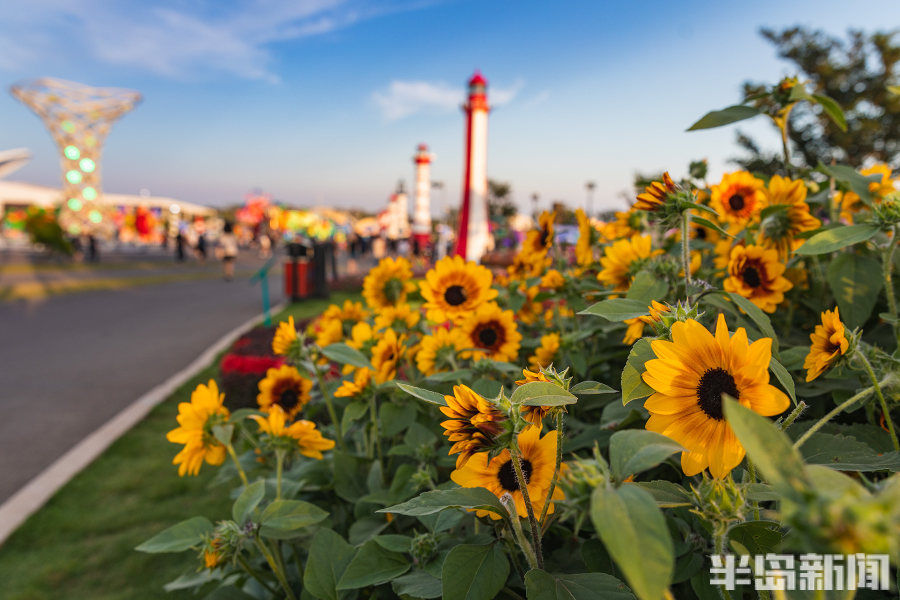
[
  {"x1": 372, "y1": 78, "x2": 524, "y2": 120},
  {"x1": 0, "y1": 0, "x2": 427, "y2": 82}
]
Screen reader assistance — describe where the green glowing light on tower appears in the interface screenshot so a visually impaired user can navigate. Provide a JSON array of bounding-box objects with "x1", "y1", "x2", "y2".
[
  {"x1": 66, "y1": 169, "x2": 83, "y2": 184},
  {"x1": 82, "y1": 187, "x2": 97, "y2": 201},
  {"x1": 64, "y1": 145, "x2": 80, "y2": 160},
  {"x1": 79, "y1": 158, "x2": 95, "y2": 173},
  {"x1": 89, "y1": 210, "x2": 102, "y2": 224},
  {"x1": 67, "y1": 198, "x2": 83, "y2": 211}
]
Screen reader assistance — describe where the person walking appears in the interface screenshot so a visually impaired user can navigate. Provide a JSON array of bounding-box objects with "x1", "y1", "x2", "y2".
[{"x1": 219, "y1": 222, "x2": 238, "y2": 281}]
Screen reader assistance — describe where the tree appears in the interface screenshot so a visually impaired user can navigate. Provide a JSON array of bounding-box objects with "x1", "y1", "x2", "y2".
[
  {"x1": 487, "y1": 179, "x2": 517, "y2": 221},
  {"x1": 733, "y1": 27, "x2": 900, "y2": 174}
]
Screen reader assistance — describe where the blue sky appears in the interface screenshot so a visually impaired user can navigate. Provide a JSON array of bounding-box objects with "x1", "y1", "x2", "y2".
[{"x1": 0, "y1": 0, "x2": 897, "y2": 214}]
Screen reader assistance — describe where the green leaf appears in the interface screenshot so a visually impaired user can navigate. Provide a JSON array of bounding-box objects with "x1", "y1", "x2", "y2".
[
  {"x1": 692, "y1": 216, "x2": 734, "y2": 239},
  {"x1": 580, "y1": 298, "x2": 651, "y2": 321},
  {"x1": 380, "y1": 402, "x2": 416, "y2": 437},
  {"x1": 441, "y1": 543, "x2": 509, "y2": 600},
  {"x1": 722, "y1": 292, "x2": 777, "y2": 344},
  {"x1": 322, "y1": 343, "x2": 373, "y2": 369},
  {"x1": 337, "y1": 539, "x2": 411, "y2": 590},
  {"x1": 303, "y1": 529, "x2": 356, "y2": 600},
  {"x1": 682, "y1": 200, "x2": 720, "y2": 217},
  {"x1": 570, "y1": 380, "x2": 618, "y2": 395},
  {"x1": 341, "y1": 400, "x2": 368, "y2": 433},
  {"x1": 590, "y1": 484, "x2": 674, "y2": 600},
  {"x1": 621, "y1": 364, "x2": 654, "y2": 406},
  {"x1": 811, "y1": 94, "x2": 847, "y2": 131},
  {"x1": 212, "y1": 423, "x2": 234, "y2": 446},
  {"x1": 232, "y1": 479, "x2": 265, "y2": 524},
  {"x1": 799, "y1": 433, "x2": 900, "y2": 472},
  {"x1": 259, "y1": 499, "x2": 328, "y2": 538},
  {"x1": 723, "y1": 398, "x2": 807, "y2": 498},
  {"x1": 626, "y1": 271, "x2": 669, "y2": 304},
  {"x1": 728, "y1": 521, "x2": 783, "y2": 555},
  {"x1": 510, "y1": 381, "x2": 578, "y2": 407},
  {"x1": 392, "y1": 571, "x2": 443, "y2": 599},
  {"x1": 633, "y1": 481, "x2": 693, "y2": 508},
  {"x1": 826, "y1": 252, "x2": 884, "y2": 329},
  {"x1": 768, "y1": 358, "x2": 796, "y2": 406},
  {"x1": 687, "y1": 105, "x2": 761, "y2": 130},
  {"x1": 817, "y1": 163, "x2": 877, "y2": 205},
  {"x1": 396, "y1": 382, "x2": 447, "y2": 406},
  {"x1": 609, "y1": 430, "x2": 684, "y2": 482},
  {"x1": 795, "y1": 224, "x2": 879, "y2": 255},
  {"x1": 380, "y1": 487, "x2": 507, "y2": 519},
  {"x1": 525, "y1": 570, "x2": 635, "y2": 600},
  {"x1": 135, "y1": 516, "x2": 213, "y2": 553}
]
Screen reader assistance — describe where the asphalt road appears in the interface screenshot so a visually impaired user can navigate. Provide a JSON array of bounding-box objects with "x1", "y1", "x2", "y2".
[{"x1": 0, "y1": 262, "x2": 283, "y2": 503}]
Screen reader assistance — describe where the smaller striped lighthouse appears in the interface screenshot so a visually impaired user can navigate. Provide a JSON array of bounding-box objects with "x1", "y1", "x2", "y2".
[
  {"x1": 412, "y1": 143, "x2": 432, "y2": 251},
  {"x1": 454, "y1": 71, "x2": 490, "y2": 262}
]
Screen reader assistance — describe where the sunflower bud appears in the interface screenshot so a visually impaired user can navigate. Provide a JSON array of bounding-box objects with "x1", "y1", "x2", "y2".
[
  {"x1": 691, "y1": 475, "x2": 747, "y2": 529},
  {"x1": 411, "y1": 533, "x2": 439, "y2": 565},
  {"x1": 873, "y1": 193, "x2": 900, "y2": 228}
]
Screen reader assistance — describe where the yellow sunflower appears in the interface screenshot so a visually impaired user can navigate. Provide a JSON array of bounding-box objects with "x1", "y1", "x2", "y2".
[
  {"x1": 622, "y1": 300, "x2": 670, "y2": 345},
  {"x1": 642, "y1": 314, "x2": 790, "y2": 478},
  {"x1": 759, "y1": 175, "x2": 821, "y2": 257},
  {"x1": 597, "y1": 234, "x2": 662, "y2": 292},
  {"x1": 835, "y1": 190, "x2": 863, "y2": 224},
  {"x1": 250, "y1": 405, "x2": 335, "y2": 459},
  {"x1": 450, "y1": 427, "x2": 563, "y2": 520},
  {"x1": 166, "y1": 380, "x2": 230, "y2": 477},
  {"x1": 374, "y1": 303, "x2": 421, "y2": 331},
  {"x1": 516, "y1": 285, "x2": 542, "y2": 325},
  {"x1": 370, "y1": 328, "x2": 404, "y2": 383},
  {"x1": 710, "y1": 171, "x2": 767, "y2": 225},
  {"x1": 575, "y1": 208, "x2": 596, "y2": 267},
  {"x1": 723, "y1": 245, "x2": 793, "y2": 313},
  {"x1": 529, "y1": 333, "x2": 561, "y2": 371},
  {"x1": 257, "y1": 365, "x2": 313, "y2": 419},
  {"x1": 862, "y1": 163, "x2": 896, "y2": 198},
  {"x1": 346, "y1": 321, "x2": 375, "y2": 353},
  {"x1": 272, "y1": 316, "x2": 298, "y2": 356},
  {"x1": 362, "y1": 257, "x2": 416, "y2": 310},
  {"x1": 312, "y1": 315, "x2": 343, "y2": 348},
  {"x1": 514, "y1": 369, "x2": 554, "y2": 429},
  {"x1": 508, "y1": 245, "x2": 552, "y2": 280},
  {"x1": 600, "y1": 208, "x2": 642, "y2": 241},
  {"x1": 539, "y1": 269, "x2": 565, "y2": 290},
  {"x1": 634, "y1": 172, "x2": 677, "y2": 212},
  {"x1": 334, "y1": 368, "x2": 372, "y2": 398},
  {"x1": 523, "y1": 210, "x2": 556, "y2": 256},
  {"x1": 803, "y1": 308, "x2": 849, "y2": 382},
  {"x1": 440, "y1": 384, "x2": 506, "y2": 467},
  {"x1": 420, "y1": 256, "x2": 498, "y2": 323},
  {"x1": 459, "y1": 302, "x2": 522, "y2": 362},
  {"x1": 202, "y1": 537, "x2": 225, "y2": 569},
  {"x1": 416, "y1": 327, "x2": 466, "y2": 376}
]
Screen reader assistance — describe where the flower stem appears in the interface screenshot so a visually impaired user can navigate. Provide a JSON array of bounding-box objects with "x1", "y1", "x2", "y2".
[
  {"x1": 368, "y1": 391, "x2": 383, "y2": 467},
  {"x1": 500, "y1": 494, "x2": 538, "y2": 570},
  {"x1": 226, "y1": 443, "x2": 249, "y2": 487},
  {"x1": 778, "y1": 401, "x2": 807, "y2": 431},
  {"x1": 236, "y1": 553, "x2": 279, "y2": 595},
  {"x1": 254, "y1": 538, "x2": 297, "y2": 600},
  {"x1": 275, "y1": 448, "x2": 285, "y2": 500},
  {"x1": 793, "y1": 386, "x2": 875, "y2": 449},
  {"x1": 510, "y1": 442, "x2": 544, "y2": 569},
  {"x1": 315, "y1": 366, "x2": 345, "y2": 450},
  {"x1": 714, "y1": 530, "x2": 734, "y2": 600},
  {"x1": 857, "y1": 352, "x2": 899, "y2": 451},
  {"x1": 539, "y1": 412, "x2": 564, "y2": 527},
  {"x1": 681, "y1": 210, "x2": 692, "y2": 293}
]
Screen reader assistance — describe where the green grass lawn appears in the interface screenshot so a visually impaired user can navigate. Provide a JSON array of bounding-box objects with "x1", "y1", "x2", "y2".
[{"x1": 0, "y1": 292, "x2": 358, "y2": 600}]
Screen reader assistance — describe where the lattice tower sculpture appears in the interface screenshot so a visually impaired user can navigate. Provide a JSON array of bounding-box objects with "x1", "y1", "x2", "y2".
[{"x1": 11, "y1": 78, "x2": 142, "y2": 236}]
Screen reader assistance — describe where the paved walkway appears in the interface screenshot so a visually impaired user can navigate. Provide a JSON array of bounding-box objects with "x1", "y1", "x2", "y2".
[{"x1": 0, "y1": 258, "x2": 283, "y2": 503}]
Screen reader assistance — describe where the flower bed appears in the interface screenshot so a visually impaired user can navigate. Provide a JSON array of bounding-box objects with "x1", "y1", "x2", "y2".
[{"x1": 141, "y1": 79, "x2": 899, "y2": 600}]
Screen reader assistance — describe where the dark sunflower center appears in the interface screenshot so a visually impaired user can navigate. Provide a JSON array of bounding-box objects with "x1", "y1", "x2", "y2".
[
  {"x1": 539, "y1": 228, "x2": 550, "y2": 247},
  {"x1": 383, "y1": 278, "x2": 404, "y2": 303},
  {"x1": 444, "y1": 285, "x2": 467, "y2": 306},
  {"x1": 278, "y1": 388, "x2": 301, "y2": 413},
  {"x1": 696, "y1": 368, "x2": 739, "y2": 420},
  {"x1": 694, "y1": 226, "x2": 708, "y2": 240},
  {"x1": 742, "y1": 266, "x2": 762, "y2": 288},
  {"x1": 728, "y1": 194, "x2": 745, "y2": 211},
  {"x1": 476, "y1": 325, "x2": 500, "y2": 348},
  {"x1": 498, "y1": 459, "x2": 532, "y2": 492}
]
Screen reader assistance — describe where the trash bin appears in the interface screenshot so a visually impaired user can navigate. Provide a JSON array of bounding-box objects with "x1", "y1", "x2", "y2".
[{"x1": 284, "y1": 259, "x2": 310, "y2": 301}]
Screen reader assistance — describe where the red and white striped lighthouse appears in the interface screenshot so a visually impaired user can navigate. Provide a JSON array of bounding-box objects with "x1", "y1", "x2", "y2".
[
  {"x1": 454, "y1": 71, "x2": 490, "y2": 262},
  {"x1": 412, "y1": 143, "x2": 432, "y2": 250}
]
